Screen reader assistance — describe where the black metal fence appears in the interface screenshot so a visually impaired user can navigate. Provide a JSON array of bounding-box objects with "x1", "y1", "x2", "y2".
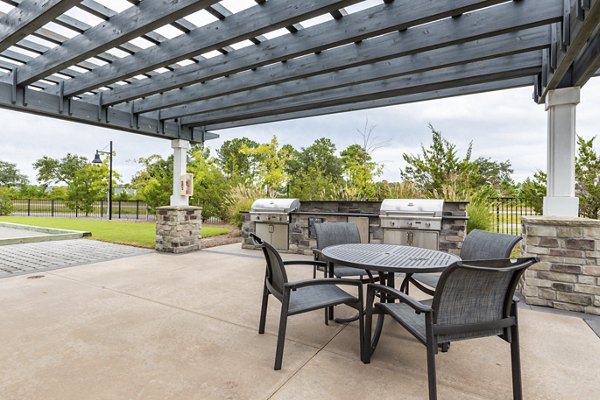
[
  {"x1": 12, "y1": 199, "x2": 154, "y2": 220},
  {"x1": 489, "y1": 197, "x2": 539, "y2": 235}
]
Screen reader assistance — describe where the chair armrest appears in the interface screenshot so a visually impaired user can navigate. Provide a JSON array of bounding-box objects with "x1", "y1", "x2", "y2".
[
  {"x1": 367, "y1": 283, "x2": 432, "y2": 313},
  {"x1": 283, "y1": 260, "x2": 327, "y2": 268},
  {"x1": 312, "y1": 249, "x2": 323, "y2": 258},
  {"x1": 285, "y1": 278, "x2": 362, "y2": 290}
]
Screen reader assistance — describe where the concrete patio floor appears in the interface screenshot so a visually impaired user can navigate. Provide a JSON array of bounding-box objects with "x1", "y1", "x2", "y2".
[{"x1": 1, "y1": 243, "x2": 598, "y2": 400}]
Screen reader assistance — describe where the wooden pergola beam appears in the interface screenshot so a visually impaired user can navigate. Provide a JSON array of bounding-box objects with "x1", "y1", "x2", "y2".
[
  {"x1": 60, "y1": 0, "x2": 362, "y2": 96},
  {"x1": 92, "y1": 0, "x2": 518, "y2": 108},
  {"x1": 182, "y1": 52, "x2": 542, "y2": 126},
  {"x1": 9, "y1": 0, "x2": 220, "y2": 86},
  {"x1": 0, "y1": 0, "x2": 81, "y2": 53},
  {"x1": 201, "y1": 77, "x2": 535, "y2": 131},
  {"x1": 157, "y1": 28, "x2": 550, "y2": 120}
]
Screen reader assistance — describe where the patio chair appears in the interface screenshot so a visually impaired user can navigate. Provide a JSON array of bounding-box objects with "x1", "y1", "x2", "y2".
[
  {"x1": 313, "y1": 222, "x2": 378, "y2": 282},
  {"x1": 364, "y1": 257, "x2": 539, "y2": 400},
  {"x1": 408, "y1": 229, "x2": 522, "y2": 295},
  {"x1": 251, "y1": 233, "x2": 365, "y2": 370}
]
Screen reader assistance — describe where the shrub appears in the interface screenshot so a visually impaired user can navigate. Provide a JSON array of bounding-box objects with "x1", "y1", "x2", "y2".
[
  {"x1": 0, "y1": 194, "x2": 14, "y2": 215},
  {"x1": 467, "y1": 201, "x2": 492, "y2": 232},
  {"x1": 226, "y1": 185, "x2": 265, "y2": 228}
]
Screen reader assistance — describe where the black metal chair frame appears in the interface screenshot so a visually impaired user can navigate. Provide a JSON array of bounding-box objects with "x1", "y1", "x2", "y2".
[
  {"x1": 364, "y1": 257, "x2": 538, "y2": 400},
  {"x1": 312, "y1": 222, "x2": 377, "y2": 283},
  {"x1": 408, "y1": 229, "x2": 523, "y2": 296},
  {"x1": 251, "y1": 233, "x2": 365, "y2": 370}
]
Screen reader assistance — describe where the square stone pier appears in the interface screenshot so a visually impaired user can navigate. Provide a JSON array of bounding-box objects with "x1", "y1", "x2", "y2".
[{"x1": 156, "y1": 206, "x2": 202, "y2": 253}]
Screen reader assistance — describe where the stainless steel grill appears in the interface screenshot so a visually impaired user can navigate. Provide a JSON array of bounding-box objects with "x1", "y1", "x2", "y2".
[
  {"x1": 250, "y1": 198, "x2": 300, "y2": 250},
  {"x1": 380, "y1": 199, "x2": 444, "y2": 250}
]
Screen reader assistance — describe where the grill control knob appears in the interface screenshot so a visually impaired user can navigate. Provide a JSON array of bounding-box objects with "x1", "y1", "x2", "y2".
[
  {"x1": 425, "y1": 222, "x2": 431, "y2": 227},
  {"x1": 390, "y1": 221, "x2": 395, "y2": 227}
]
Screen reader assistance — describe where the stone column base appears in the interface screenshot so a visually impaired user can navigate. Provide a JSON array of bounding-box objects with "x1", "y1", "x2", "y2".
[
  {"x1": 521, "y1": 216, "x2": 600, "y2": 315},
  {"x1": 156, "y1": 206, "x2": 202, "y2": 253}
]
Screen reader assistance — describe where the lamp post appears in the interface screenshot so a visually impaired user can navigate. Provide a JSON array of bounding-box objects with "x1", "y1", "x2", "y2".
[{"x1": 92, "y1": 141, "x2": 113, "y2": 220}]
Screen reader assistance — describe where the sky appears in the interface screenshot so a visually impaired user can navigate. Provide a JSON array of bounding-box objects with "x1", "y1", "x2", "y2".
[{"x1": 1, "y1": 77, "x2": 598, "y2": 186}]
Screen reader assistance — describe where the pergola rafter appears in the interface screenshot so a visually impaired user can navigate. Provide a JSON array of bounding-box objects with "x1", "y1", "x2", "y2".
[
  {"x1": 58, "y1": 0, "x2": 362, "y2": 97},
  {"x1": 181, "y1": 52, "x2": 542, "y2": 127},
  {"x1": 91, "y1": 0, "x2": 514, "y2": 108},
  {"x1": 159, "y1": 27, "x2": 551, "y2": 121},
  {"x1": 202, "y1": 77, "x2": 536, "y2": 131},
  {"x1": 0, "y1": 0, "x2": 81, "y2": 53},
  {"x1": 0, "y1": 0, "x2": 596, "y2": 143},
  {"x1": 8, "y1": 0, "x2": 221, "y2": 86}
]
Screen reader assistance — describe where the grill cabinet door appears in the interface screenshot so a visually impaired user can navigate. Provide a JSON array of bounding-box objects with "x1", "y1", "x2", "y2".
[
  {"x1": 255, "y1": 223, "x2": 289, "y2": 250},
  {"x1": 411, "y1": 231, "x2": 439, "y2": 250},
  {"x1": 383, "y1": 230, "x2": 410, "y2": 246}
]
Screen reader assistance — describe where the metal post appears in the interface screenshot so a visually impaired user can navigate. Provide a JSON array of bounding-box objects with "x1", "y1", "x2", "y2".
[
  {"x1": 27, "y1": 199, "x2": 30, "y2": 216},
  {"x1": 51, "y1": 199, "x2": 54, "y2": 217},
  {"x1": 109, "y1": 140, "x2": 113, "y2": 220}
]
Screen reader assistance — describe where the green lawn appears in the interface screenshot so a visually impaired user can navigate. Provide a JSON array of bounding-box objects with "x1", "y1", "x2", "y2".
[{"x1": 0, "y1": 216, "x2": 230, "y2": 248}]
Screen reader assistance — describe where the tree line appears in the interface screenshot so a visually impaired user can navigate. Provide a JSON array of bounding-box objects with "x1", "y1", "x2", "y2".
[{"x1": 1, "y1": 125, "x2": 599, "y2": 225}]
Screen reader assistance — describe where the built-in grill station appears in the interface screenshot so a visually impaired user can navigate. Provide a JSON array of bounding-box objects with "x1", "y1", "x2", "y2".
[
  {"x1": 379, "y1": 199, "x2": 445, "y2": 250},
  {"x1": 250, "y1": 198, "x2": 300, "y2": 250}
]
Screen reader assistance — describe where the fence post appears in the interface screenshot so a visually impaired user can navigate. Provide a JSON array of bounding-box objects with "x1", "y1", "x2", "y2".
[
  {"x1": 100, "y1": 200, "x2": 104, "y2": 218},
  {"x1": 27, "y1": 199, "x2": 31, "y2": 216},
  {"x1": 51, "y1": 199, "x2": 54, "y2": 217},
  {"x1": 118, "y1": 200, "x2": 121, "y2": 219},
  {"x1": 76, "y1": 203, "x2": 78, "y2": 218},
  {"x1": 136, "y1": 200, "x2": 140, "y2": 220}
]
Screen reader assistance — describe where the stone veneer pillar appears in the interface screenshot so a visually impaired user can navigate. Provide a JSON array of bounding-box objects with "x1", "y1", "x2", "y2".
[
  {"x1": 521, "y1": 216, "x2": 600, "y2": 315},
  {"x1": 156, "y1": 206, "x2": 202, "y2": 253}
]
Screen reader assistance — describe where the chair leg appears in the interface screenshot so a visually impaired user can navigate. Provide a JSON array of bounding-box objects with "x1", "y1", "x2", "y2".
[
  {"x1": 274, "y1": 299, "x2": 290, "y2": 370},
  {"x1": 258, "y1": 286, "x2": 269, "y2": 334},
  {"x1": 425, "y1": 313, "x2": 437, "y2": 400},
  {"x1": 510, "y1": 324, "x2": 523, "y2": 400},
  {"x1": 426, "y1": 339, "x2": 438, "y2": 400}
]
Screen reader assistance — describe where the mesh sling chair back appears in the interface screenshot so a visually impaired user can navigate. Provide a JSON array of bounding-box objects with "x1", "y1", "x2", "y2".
[
  {"x1": 313, "y1": 222, "x2": 377, "y2": 281},
  {"x1": 365, "y1": 257, "x2": 538, "y2": 400},
  {"x1": 251, "y1": 233, "x2": 365, "y2": 370},
  {"x1": 410, "y1": 229, "x2": 523, "y2": 295}
]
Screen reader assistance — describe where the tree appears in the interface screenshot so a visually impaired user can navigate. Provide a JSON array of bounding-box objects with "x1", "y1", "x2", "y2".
[
  {"x1": 131, "y1": 154, "x2": 173, "y2": 211},
  {"x1": 519, "y1": 170, "x2": 546, "y2": 215},
  {"x1": 217, "y1": 137, "x2": 259, "y2": 185},
  {"x1": 519, "y1": 135, "x2": 600, "y2": 218},
  {"x1": 66, "y1": 163, "x2": 110, "y2": 214},
  {"x1": 0, "y1": 161, "x2": 28, "y2": 187},
  {"x1": 286, "y1": 138, "x2": 344, "y2": 200},
  {"x1": 401, "y1": 124, "x2": 479, "y2": 197},
  {"x1": 340, "y1": 143, "x2": 382, "y2": 200},
  {"x1": 575, "y1": 136, "x2": 600, "y2": 219},
  {"x1": 241, "y1": 136, "x2": 292, "y2": 197},
  {"x1": 188, "y1": 145, "x2": 231, "y2": 219},
  {"x1": 33, "y1": 154, "x2": 88, "y2": 186}
]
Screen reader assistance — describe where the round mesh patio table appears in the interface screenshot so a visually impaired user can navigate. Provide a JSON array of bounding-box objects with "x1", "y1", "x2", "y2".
[
  {"x1": 321, "y1": 243, "x2": 460, "y2": 275},
  {"x1": 320, "y1": 243, "x2": 460, "y2": 323}
]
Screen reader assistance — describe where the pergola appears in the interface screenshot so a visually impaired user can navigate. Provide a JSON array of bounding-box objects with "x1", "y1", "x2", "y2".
[{"x1": 0, "y1": 0, "x2": 599, "y2": 215}]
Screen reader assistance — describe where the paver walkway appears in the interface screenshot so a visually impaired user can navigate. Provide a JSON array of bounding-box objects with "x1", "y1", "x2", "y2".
[
  {"x1": 0, "y1": 239, "x2": 151, "y2": 277},
  {"x1": 0, "y1": 225, "x2": 47, "y2": 239}
]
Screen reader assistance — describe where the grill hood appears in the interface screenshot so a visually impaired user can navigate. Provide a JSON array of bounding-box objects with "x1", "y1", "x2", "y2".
[
  {"x1": 380, "y1": 199, "x2": 444, "y2": 217},
  {"x1": 250, "y1": 198, "x2": 300, "y2": 213}
]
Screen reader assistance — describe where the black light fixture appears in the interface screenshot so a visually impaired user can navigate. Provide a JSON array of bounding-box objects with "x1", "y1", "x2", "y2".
[
  {"x1": 92, "y1": 141, "x2": 113, "y2": 220},
  {"x1": 92, "y1": 151, "x2": 102, "y2": 164}
]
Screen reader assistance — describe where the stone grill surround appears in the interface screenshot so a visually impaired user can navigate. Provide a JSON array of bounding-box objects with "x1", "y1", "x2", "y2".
[
  {"x1": 521, "y1": 216, "x2": 600, "y2": 315},
  {"x1": 242, "y1": 200, "x2": 468, "y2": 255}
]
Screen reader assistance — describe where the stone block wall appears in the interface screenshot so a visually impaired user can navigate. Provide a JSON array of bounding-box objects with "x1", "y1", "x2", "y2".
[
  {"x1": 156, "y1": 206, "x2": 202, "y2": 253},
  {"x1": 521, "y1": 216, "x2": 600, "y2": 315},
  {"x1": 439, "y1": 201, "x2": 468, "y2": 256}
]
